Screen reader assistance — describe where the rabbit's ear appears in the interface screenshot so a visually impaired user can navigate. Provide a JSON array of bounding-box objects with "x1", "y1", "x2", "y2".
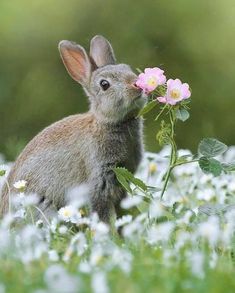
[
  {"x1": 59, "y1": 40, "x2": 91, "y2": 85},
  {"x1": 90, "y1": 35, "x2": 116, "y2": 67}
]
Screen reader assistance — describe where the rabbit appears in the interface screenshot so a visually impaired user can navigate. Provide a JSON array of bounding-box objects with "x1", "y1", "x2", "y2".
[{"x1": 0, "y1": 35, "x2": 147, "y2": 223}]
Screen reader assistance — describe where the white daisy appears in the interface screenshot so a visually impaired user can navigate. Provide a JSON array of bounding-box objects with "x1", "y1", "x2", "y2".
[
  {"x1": 13, "y1": 180, "x2": 27, "y2": 190},
  {"x1": 58, "y1": 205, "x2": 81, "y2": 223}
]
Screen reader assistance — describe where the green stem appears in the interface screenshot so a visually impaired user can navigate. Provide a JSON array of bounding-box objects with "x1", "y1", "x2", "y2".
[
  {"x1": 160, "y1": 110, "x2": 177, "y2": 199},
  {"x1": 160, "y1": 165, "x2": 173, "y2": 199},
  {"x1": 172, "y1": 159, "x2": 199, "y2": 168},
  {"x1": 155, "y1": 104, "x2": 168, "y2": 121}
]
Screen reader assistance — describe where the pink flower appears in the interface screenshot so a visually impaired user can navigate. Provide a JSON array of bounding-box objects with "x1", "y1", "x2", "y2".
[
  {"x1": 157, "y1": 79, "x2": 191, "y2": 105},
  {"x1": 136, "y1": 67, "x2": 166, "y2": 93}
]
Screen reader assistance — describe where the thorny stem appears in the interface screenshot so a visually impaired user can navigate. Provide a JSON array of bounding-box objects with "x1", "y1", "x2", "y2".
[
  {"x1": 173, "y1": 159, "x2": 199, "y2": 168},
  {"x1": 155, "y1": 104, "x2": 168, "y2": 121},
  {"x1": 160, "y1": 110, "x2": 199, "y2": 199},
  {"x1": 160, "y1": 110, "x2": 177, "y2": 199}
]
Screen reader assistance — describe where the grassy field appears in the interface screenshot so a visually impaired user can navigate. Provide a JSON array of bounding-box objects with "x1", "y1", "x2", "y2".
[{"x1": 0, "y1": 148, "x2": 235, "y2": 293}]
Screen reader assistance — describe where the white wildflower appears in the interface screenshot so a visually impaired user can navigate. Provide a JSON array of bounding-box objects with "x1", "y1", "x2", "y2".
[
  {"x1": 44, "y1": 264, "x2": 80, "y2": 293},
  {"x1": 90, "y1": 246, "x2": 104, "y2": 266},
  {"x1": 173, "y1": 162, "x2": 196, "y2": 176},
  {"x1": 0, "y1": 229, "x2": 11, "y2": 251},
  {"x1": 36, "y1": 220, "x2": 44, "y2": 228},
  {"x1": 197, "y1": 216, "x2": 220, "y2": 246},
  {"x1": 1, "y1": 213, "x2": 14, "y2": 229},
  {"x1": 92, "y1": 222, "x2": 110, "y2": 241},
  {"x1": 58, "y1": 205, "x2": 81, "y2": 223},
  {"x1": 66, "y1": 184, "x2": 89, "y2": 208},
  {"x1": 122, "y1": 221, "x2": 142, "y2": 239},
  {"x1": 147, "y1": 222, "x2": 174, "y2": 244},
  {"x1": 23, "y1": 193, "x2": 39, "y2": 207},
  {"x1": 121, "y1": 195, "x2": 142, "y2": 209},
  {"x1": 48, "y1": 250, "x2": 59, "y2": 262},
  {"x1": 115, "y1": 215, "x2": 132, "y2": 228},
  {"x1": 13, "y1": 207, "x2": 26, "y2": 219},
  {"x1": 188, "y1": 250, "x2": 205, "y2": 279},
  {"x1": 209, "y1": 251, "x2": 218, "y2": 269},
  {"x1": 196, "y1": 188, "x2": 215, "y2": 201},
  {"x1": 13, "y1": 180, "x2": 27, "y2": 190},
  {"x1": 50, "y1": 218, "x2": 58, "y2": 233},
  {"x1": 91, "y1": 271, "x2": 109, "y2": 293},
  {"x1": 227, "y1": 181, "x2": 235, "y2": 193},
  {"x1": 221, "y1": 214, "x2": 235, "y2": 246},
  {"x1": 58, "y1": 225, "x2": 68, "y2": 234},
  {"x1": 79, "y1": 261, "x2": 92, "y2": 274},
  {"x1": 70, "y1": 232, "x2": 88, "y2": 256},
  {"x1": 149, "y1": 200, "x2": 165, "y2": 219},
  {"x1": 176, "y1": 210, "x2": 193, "y2": 225},
  {"x1": 162, "y1": 249, "x2": 175, "y2": 267},
  {"x1": 199, "y1": 174, "x2": 213, "y2": 184},
  {"x1": 111, "y1": 248, "x2": 133, "y2": 274},
  {"x1": 149, "y1": 162, "x2": 157, "y2": 174},
  {"x1": 175, "y1": 231, "x2": 191, "y2": 251}
]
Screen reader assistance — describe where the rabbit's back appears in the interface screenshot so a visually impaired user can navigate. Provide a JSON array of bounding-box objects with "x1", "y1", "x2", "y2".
[
  {"x1": 1, "y1": 113, "x2": 143, "y2": 214},
  {"x1": 1, "y1": 113, "x2": 96, "y2": 211}
]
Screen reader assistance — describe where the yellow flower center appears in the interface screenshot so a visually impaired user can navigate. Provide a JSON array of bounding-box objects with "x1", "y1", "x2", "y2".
[
  {"x1": 63, "y1": 209, "x2": 72, "y2": 217},
  {"x1": 147, "y1": 77, "x2": 157, "y2": 87},
  {"x1": 149, "y1": 162, "x2": 157, "y2": 174},
  {"x1": 170, "y1": 89, "x2": 180, "y2": 99}
]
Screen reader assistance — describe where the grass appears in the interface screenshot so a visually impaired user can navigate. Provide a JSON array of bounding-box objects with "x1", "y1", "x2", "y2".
[{"x1": 0, "y1": 148, "x2": 235, "y2": 293}]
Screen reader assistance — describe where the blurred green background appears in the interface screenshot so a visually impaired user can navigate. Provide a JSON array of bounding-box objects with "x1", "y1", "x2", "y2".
[{"x1": 1, "y1": 0, "x2": 235, "y2": 161}]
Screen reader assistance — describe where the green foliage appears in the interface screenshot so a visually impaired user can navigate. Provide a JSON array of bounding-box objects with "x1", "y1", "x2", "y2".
[
  {"x1": 222, "y1": 162, "x2": 235, "y2": 172},
  {"x1": 199, "y1": 156, "x2": 223, "y2": 177},
  {"x1": 196, "y1": 138, "x2": 235, "y2": 176},
  {"x1": 113, "y1": 167, "x2": 148, "y2": 193},
  {"x1": 198, "y1": 138, "x2": 228, "y2": 158},
  {"x1": 156, "y1": 120, "x2": 171, "y2": 146},
  {"x1": 175, "y1": 108, "x2": 190, "y2": 122},
  {"x1": 0, "y1": 168, "x2": 6, "y2": 176}
]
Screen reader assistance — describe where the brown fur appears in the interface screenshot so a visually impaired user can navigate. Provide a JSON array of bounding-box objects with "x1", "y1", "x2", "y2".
[{"x1": 0, "y1": 35, "x2": 146, "y2": 222}]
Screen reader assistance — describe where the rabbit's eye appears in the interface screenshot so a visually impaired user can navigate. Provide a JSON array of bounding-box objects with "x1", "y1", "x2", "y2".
[{"x1": 100, "y1": 79, "x2": 110, "y2": 91}]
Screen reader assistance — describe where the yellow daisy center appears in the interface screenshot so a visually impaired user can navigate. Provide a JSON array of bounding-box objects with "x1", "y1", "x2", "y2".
[
  {"x1": 170, "y1": 89, "x2": 181, "y2": 99},
  {"x1": 149, "y1": 162, "x2": 157, "y2": 174},
  {"x1": 63, "y1": 209, "x2": 72, "y2": 217},
  {"x1": 147, "y1": 77, "x2": 157, "y2": 87}
]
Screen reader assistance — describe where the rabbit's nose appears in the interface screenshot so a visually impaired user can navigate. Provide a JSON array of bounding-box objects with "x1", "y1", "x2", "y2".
[{"x1": 133, "y1": 82, "x2": 138, "y2": 88}]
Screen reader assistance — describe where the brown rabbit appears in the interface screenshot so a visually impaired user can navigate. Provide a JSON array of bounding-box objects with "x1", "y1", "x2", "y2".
[{"x1": 0, "y1": 35, "x2": 147, "y2": 223}]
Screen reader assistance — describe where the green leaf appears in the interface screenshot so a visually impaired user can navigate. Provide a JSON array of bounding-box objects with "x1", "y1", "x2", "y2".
[
  {"x1": 146, "y1": 185, "x2": 162, "y2": 192},
  {"x1": 136, "y1": 68, "x2": 142, "y2": 74},
  {"x1": 199, "y1": 156, "x2": 223, "y2": 176},
  {"x1": 221, "y1": 162, "x2": 235, "y2": 172},
  {"x1": 199, "y1": 203, "x2": 235, "y2": 216},
  {"x1": 113, "y1": 167, "x2": 147, "y2": 191},
  {"x1": 137, "y1": 201, "x2": 149, "y2": 213},
  {"x1": 137, "y1": 100, "x2": 157, "y2": 117},
  {"x1": 175, "y1": 108, "x2": 190, "y2": 122},
  {"x1": 0, "y1": 170, "x2": 6, "y2": 176},
  {"x1": 114, "y1": 172, "x2": 132, "y2": 193},
  {"x1": 198, "y1": 138, "x2": 228, "y2": 158},
  {"x1": 181, "y1": 98, "x2": 191, "y2": 105}
]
